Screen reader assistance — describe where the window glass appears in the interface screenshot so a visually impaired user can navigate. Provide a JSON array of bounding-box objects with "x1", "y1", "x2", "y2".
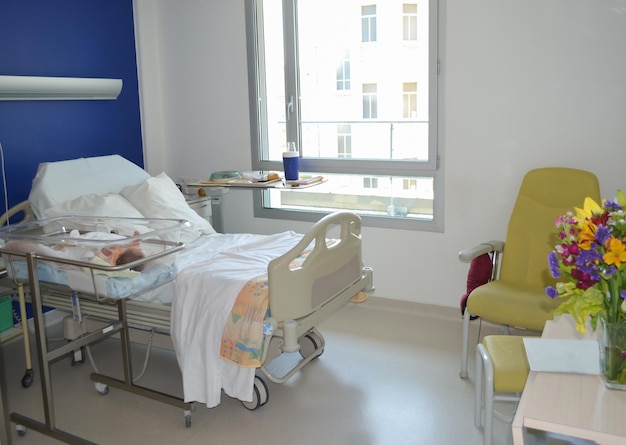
[{"x1": 246, "y1": 0, "x2": 442, "y2": 231}]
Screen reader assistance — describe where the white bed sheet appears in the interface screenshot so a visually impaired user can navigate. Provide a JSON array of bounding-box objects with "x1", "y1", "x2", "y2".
[{"x1": 170, "y1": 230, "x2": 305, "y2": 407}]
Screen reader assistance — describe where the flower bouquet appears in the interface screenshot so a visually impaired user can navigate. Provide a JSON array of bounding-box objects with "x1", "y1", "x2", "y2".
[{"x1": 546, "y1": 190, "x2": 626, "y2": 388}]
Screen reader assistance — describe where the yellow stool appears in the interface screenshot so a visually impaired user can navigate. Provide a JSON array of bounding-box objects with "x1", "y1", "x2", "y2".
[{"x1": 475, "y1": 335, "x2": 530, "y2": 445}]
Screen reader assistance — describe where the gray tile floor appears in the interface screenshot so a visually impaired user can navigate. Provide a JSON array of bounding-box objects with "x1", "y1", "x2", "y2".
[{"x1": 0, "y1": 298, "x2": 582, "y2": 445}]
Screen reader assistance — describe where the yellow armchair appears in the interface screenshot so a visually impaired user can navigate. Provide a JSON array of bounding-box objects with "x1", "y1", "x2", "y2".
[{"x1": 459, "y1": 167, "x2": 600, "y2": 378}]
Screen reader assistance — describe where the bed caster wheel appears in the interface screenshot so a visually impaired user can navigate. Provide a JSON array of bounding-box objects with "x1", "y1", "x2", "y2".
[
  {"x1": 16, "y1": 424, "x2": 27, "y2": 436},
  {"x1": 95, "y1": 382, "x2": 109, "y2": 395},
  {"x1": 184, "y1": 411, "x2": 192, "y2": 428},
  {"x1": 241, "y1": 376, "x2": 269, "y2": 411},
  {"x1": 299, "y1": 331, "x2": 324, "y2": 359},
  {"x1": 21, "y1": 368, "x2": 34, "y2": 388}
]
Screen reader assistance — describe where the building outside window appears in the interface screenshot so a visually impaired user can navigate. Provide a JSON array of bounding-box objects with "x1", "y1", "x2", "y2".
[
  {"x1": 337, "y1": 50, "x2": 351, "y2": 90},
  {"x1": 403, "y1": 4, "x2": 418, "y2": 41},
  {"x1": 362, "y1": 84, "x2": 378, "y2": 119},
  {"x1": 361, "y1": 5, "x2": 377, "y2": 43},
  {"x1": 245, "y1": 0, "x2": 442, "y2": 231},
  {"x1": 337, "y1": 124, "x2": 352, "y2": 158},
  {"x1": 364, "y1": 177, "x2": 379, "y2": 189},
  {"x1": 403, "y1": 82, "x2": 417, "y2": 118},
  {"x1": 403, "y1": 178, "x2": 418, "y2": 190}
]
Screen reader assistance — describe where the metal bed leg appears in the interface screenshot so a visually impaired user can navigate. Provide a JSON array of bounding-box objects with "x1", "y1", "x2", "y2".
[
  {"x1": 16, "y1": 282, "x2": 34, "y2": 388},
  {"x1": 0, "y1": 340, "x2": 12, "y2": 445},
  {"x1": 90, "y1": 299, "x2": 195, "y2": 427},
  {"x1": 8, "y1": 254, "x2": 99, "y2": 444}
]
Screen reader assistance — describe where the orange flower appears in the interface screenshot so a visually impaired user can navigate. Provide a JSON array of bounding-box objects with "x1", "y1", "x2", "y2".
[
  {"x1": 603, "y1": 237, "x2": 626, "y2": 268},
  {"x1": 578, "y1": 220, "x2": 598, "y2": 249}
]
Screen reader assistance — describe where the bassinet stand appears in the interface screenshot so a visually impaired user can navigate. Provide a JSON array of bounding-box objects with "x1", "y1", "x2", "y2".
[{"x1": 4, "y1": 250, "x2": 193, "y2": 444}]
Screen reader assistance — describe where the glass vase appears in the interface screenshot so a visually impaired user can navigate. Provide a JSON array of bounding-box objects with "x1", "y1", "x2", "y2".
[{"x1": 600, "y1": 320, "x2": 626, "y2": 390}]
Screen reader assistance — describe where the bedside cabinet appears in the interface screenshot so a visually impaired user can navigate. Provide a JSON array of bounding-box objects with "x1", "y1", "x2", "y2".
[
  {"x1": 187, "y1": 196, "x2": 212, "y2": 221},
  {"x1": 185, "y1": 194, "x2": 224, "y2": 233}
]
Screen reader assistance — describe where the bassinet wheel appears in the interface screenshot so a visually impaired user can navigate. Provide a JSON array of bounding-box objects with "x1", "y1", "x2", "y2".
[
  {"x1": 16, "y1": 424, "x2": 27, "y2": 436},
  {"x1": 21, "y1": 368, "x2": 34, "y2": 388},
  {"x1": 241, "y1": 376, "x2": 269, "y2": 410},
  {"x1": 184, "y1": 412, "x2": 192, "y2": 428},
  {"x1": 299, "y1": 331, "x2": 324, "y2": 359},
  {"x1": 95, "y1": 382, "x2": 109, "y2": 395}
]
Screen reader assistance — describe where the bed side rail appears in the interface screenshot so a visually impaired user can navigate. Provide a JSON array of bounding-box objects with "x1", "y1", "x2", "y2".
[
  {"x1": 268, "y1": 211, "x2": 364, "y2": 321},
  {"x1": 0, "y1": 200, "x2": 36, "y2": 227}
]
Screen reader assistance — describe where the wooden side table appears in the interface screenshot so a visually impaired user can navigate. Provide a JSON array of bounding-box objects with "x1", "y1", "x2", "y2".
[{"x1": 512, "y1": 315, "x2": 626, "y2": 444}]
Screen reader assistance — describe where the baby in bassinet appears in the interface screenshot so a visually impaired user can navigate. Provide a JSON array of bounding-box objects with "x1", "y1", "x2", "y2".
[{"x1": 3, "y1": 230, "x2": 145, "y2": 271}]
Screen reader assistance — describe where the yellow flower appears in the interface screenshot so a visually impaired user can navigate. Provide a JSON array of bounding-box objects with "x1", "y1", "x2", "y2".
[
  {"x1": 574, "y1": 197, "x2": 603, "y2": 222},
  {"x1": 603, "y1": 237, "x2": 626, "y2": 268}
]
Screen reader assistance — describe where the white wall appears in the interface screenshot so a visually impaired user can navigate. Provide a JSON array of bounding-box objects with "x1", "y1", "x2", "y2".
[{"x1": 134, "y1": 0, "x2": 626, "y2": 309}]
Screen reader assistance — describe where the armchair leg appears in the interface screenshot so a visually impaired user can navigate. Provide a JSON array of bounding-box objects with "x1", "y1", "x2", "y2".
[{"x1": 460, "y1": 309, "x2": 471, "y2": 379}]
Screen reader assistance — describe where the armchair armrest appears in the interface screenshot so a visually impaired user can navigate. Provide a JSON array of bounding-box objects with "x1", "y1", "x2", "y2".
[{"x1": 458, "y1": 240, "x2": 504, "y2": 263}]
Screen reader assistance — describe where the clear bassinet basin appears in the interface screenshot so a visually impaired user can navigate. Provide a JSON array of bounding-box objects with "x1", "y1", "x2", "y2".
[{"x1": 0, "y1": 216, "x2": 189, "y2": 299}]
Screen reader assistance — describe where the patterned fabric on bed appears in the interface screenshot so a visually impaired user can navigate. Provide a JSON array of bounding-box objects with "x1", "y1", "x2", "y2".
[
  {"x1": 220, "y1": 274, "x2": 269, "y2": 368},
  {"x1": 220, "y1": 251, "x2": 311, "y2": 368}
]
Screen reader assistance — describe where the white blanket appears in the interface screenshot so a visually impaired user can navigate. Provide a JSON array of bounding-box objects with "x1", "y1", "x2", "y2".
[{"x1": 170, "y1": 231, "x2": 304, "y2": 407}]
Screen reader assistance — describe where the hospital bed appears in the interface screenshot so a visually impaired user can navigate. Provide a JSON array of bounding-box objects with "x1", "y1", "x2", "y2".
[{"x1": 0, "y1": 155, "x2": 374, "y2": 443}]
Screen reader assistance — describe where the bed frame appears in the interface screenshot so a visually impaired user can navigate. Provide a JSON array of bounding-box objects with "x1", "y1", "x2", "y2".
[{"x1": 0, "y1": 201, "x2": 373, "y2": 442}]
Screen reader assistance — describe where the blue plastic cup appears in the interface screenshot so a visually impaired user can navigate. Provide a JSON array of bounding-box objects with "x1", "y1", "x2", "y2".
[{"x1": 282, "y1": 151, "x2": 300, "y2": 181}]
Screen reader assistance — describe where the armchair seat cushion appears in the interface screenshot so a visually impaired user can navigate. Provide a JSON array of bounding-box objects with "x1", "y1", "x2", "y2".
[
  {"x1": 482, "y1": 335, "x2": 530, "y2": 393},
  {"x1": 466, "y1": 280, "x2": 561, "y2": 332}
]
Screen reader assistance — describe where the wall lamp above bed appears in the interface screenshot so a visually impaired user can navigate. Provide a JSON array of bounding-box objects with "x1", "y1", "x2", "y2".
[{"x1": 0, "y1": 75, "x2": 122, "y2": 101}]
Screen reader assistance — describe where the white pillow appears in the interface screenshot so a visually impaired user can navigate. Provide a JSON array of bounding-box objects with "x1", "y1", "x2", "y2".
[
  {"x1": 44, "y1": 193, "x2": 144, "y2": 219},
  {"x1": 121, "y1": 173, "x2": 216, "y2": 237},
  {"x1": 29, "y1": 155, "x2": 151, "y2": 219}
]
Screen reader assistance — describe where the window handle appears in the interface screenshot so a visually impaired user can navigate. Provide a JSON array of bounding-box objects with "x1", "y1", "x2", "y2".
[{"x1": 286, "y1": 95, "x2": 294, "y2": 121}]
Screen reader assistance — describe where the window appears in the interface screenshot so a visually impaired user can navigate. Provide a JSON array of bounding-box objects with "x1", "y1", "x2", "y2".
[
  {"x1": 337, "y1": 125, "x2": 352, "y2": 158},
  {"x1": 403, "y1": 4, "x2": 418, "y2": 41},
  {"x1": 364, "y1": 177, "x2": 379, "y2": 189},
  {"x1": 362, "y1": 84, "x2": 378, "y2": 119},
  {"x1": 403, "y1": 82, "x2": 417, "y2": 118},
  {"x1": 245, "y1": 0, "x2": 442, "y2": 231},
  {"x1": 361, "y1": 5, "x2": 377, "y2": 43},
  {"x1": 336, "y1": 50, "x2": 351, "y2": 90},
  {"x1": 403, "y1": 178, "x2": 418, "y2": 190}
]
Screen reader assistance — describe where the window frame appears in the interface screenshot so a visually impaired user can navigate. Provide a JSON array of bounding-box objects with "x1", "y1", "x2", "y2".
[{"x1": 245, "y1": 0, "x2": 444, "y2": 232}]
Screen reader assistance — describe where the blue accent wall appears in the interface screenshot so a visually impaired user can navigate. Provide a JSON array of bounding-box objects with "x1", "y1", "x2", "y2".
[{"x1": 0, "y1": 1, "x2": 143, "y2": 212}]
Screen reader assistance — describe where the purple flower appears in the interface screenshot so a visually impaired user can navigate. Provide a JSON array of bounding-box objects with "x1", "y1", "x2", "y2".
[
  {"x1": 604, "y1": 200, "x2": 622, "y2": 212},
  {"x1": 577, "y1": 248, "x2": 601, "y2": 267},
  {"x1": 546, "y1": 286, "x2": 558, "y2": 299},
  {"x1": 595, "y1": 225, "x2": 612, "y2": 245},
  {"x1": 605, "y1": 265, "x2": 618, "y2": 277},
  {"x1": 548, "y1": 252, "x2": 560, "y2": 278}
]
